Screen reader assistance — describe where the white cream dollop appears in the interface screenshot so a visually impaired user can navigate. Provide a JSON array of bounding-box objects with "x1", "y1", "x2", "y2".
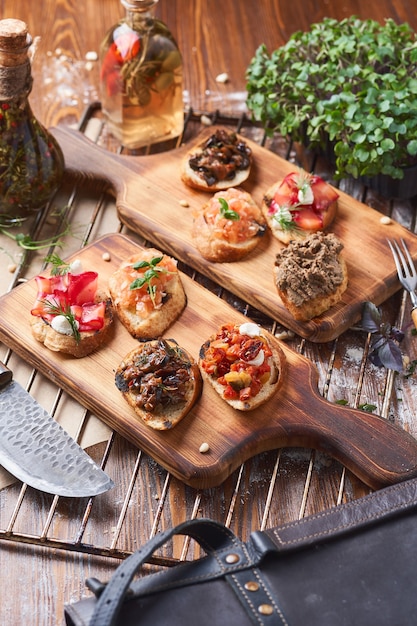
[
  {"x1": 297, "y1": 185, "x2": 314, "y2": 205},
  {"x1": 69, "y1": 259, "x2": 83, "y2": 274},
  {"x1": 239, "y1": 322, "x2": 261, "y2": 338},
  {"x1": 51, "y1": 315, "x2": 78, "y2": 336}
]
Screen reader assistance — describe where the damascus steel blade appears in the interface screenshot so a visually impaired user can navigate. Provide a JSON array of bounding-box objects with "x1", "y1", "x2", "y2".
[{"x1": 0, "y1": 379, "x2": 114, "y2": 497}]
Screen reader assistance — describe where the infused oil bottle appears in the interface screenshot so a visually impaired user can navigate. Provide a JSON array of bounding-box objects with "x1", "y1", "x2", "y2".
[
  {"x1": 99, "y1": 0, "x2": 183, "y2": 149},
  {"x1": 0, "y1": 18, "x2": 64, "y2": 215}
]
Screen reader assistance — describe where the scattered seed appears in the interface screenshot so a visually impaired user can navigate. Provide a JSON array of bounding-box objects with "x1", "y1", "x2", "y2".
[
  {"x1": 102, "y1": 252, "x2": 111, "y2": 262},
  {"x1": 215, "y1": 72, "x2": 229, "y2": 83},
  {"x1": 85, "y1": 61, "x2": 94, "y2": 71},
  {"x1": 199, "y1": 442, "x2": 210, "y2": 453},
  {"x1": 380, "y1": 215, "x2": 392, "y2": 225},
  {"x1": 85, "y1": 50, "x2": 98, "y2": 61},
  {"x1": 275, "y1": 330, "x2": 295, "y2": 341},
  {"x1": 179, "y1": 199, "x2": 189, "y2": 207},
  {"x1": 8, "y1": 263, "x2": 17, "y2": 273},
  {"x1": 200, "y1": 114, "x2": 213, "y2": 126}
]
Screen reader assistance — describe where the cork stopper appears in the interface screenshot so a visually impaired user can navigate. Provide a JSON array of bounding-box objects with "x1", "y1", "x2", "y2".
[{"x1": 0, "y1": 18, "x2": 32, "y2": 67}]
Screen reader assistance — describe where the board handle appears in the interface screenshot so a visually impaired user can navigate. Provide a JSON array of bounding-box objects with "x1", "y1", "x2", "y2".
[{"x1": 304, "y1": 392, "x2": 417, "y2": 489}]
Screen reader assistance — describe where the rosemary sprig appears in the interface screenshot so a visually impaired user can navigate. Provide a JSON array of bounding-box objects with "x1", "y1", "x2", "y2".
[
  {"x1": 218, "y1": 197, "x2": 240, "y2": 221},
  {"x1": 129, "y1": 256, "x2": 175, "y2": 308},
  {"x1": 272, "y1": 205, "x2": 298, "y2": 232},
  {"x1": 43, "y1": 253, "x2": 71, "y2": 276},
  {"x1": 41, "y1": 298, "x2": 81, "y2": 344}
]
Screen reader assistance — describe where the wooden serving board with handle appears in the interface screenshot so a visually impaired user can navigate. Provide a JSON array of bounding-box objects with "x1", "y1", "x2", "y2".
[
  {"x1": 1, "y1": 233, "x2": 417, "y2": 489},
  {"x1": 51, "y1": 125, "x2": 417, "y2": 343}
]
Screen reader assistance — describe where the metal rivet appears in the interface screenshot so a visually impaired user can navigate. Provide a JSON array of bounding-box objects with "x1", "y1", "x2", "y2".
[
  {"x1": 225, "y1": 553, "x2": 240, "y2": 564},
  {"x1": 244, "y1": 581, "x2": 259, "y2": 592},
  {"x1": 258, "y1": 604, "x2": 274, "y2": 616}
]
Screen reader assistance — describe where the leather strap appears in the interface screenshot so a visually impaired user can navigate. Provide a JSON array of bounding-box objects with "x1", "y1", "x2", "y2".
[
  {"x1": 88, "y1": 519, "x2": 249, "y2": 626},
  {"x1": 88, "y1": 518, "x2": 288, "y2": 626}
]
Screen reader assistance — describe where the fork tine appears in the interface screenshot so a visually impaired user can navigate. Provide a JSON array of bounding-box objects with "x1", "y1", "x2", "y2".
[
  {"x1": 400, "y1": 238, "x2": 416, "y2": 277},
  {"x1": 387, "y1": 240, "x2": 404, "y2": 278}
]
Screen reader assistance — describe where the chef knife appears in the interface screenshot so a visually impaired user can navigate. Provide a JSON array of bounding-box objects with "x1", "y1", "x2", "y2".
[{"x1": 0, "y1": 359, "x2": 114, "y2": 497}]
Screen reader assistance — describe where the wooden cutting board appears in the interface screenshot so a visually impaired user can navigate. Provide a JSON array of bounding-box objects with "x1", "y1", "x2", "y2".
[
  {"x1": 51, "y1": 125, "x2": 417, "y2": 343},
  {"x1": 1, "y1": 233, "x2": 417, "y2": 490}
]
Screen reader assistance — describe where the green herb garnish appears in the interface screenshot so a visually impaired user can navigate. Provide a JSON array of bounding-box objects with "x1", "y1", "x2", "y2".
[
  {"x1": 129, "y1": 256, "x2": 174, "y2": 308},
  {"x1": 218, "y1": 197, "x2": 240, "y2": 221},
  {"x1": 272, "y1": 205, "x2": 297, "y2": 232},
  {"x1": 41, "y1": 298, "x2": 81, "y2": 344},
  {"x1": 44, "y1": 253, "x2": 71, "y2": 276}
]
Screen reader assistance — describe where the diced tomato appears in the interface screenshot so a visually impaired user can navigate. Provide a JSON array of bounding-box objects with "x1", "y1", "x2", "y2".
[{"x1": 201, "y1": 323, "x2": 272, "y2": 401}]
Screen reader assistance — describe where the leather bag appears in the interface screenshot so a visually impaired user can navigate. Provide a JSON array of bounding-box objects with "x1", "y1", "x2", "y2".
[{"x1": 65, "y1": 476, "x2": 417, "y2": 626}]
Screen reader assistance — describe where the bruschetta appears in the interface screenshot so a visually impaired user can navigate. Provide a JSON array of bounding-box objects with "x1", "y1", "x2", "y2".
[
  {"x1": 30, "y1": 258, "x2": 114, "y2": 358},
  {"x1": 192, "y1": 187, "x2": 267, "y2": 262},
  {"x1": 199, "y1": 321, "x2": 285, "y2": 411},
  {"x1": 274, "y1": 232, "x2": 348, "y2": 321},
  {"x1": 181, "y1": 128, "x2": 252, "y2": 191},
  {"x1": 115, "y1": 338, "x2": 202, "y2": 430},
  {"x1": 108, "y1": 248, "x2": 186, "y2": 339},
  {"x1": 262, "y1": 170, "x2": 338, "y2": 244}
]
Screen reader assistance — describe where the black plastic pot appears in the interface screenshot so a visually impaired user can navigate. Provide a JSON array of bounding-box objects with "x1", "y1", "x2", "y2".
[{"x1": 360, "y1": 165, "x2": 417, "y2": 199}]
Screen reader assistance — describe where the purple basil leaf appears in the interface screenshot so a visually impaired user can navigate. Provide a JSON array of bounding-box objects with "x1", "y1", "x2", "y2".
[
  {"x1": 361, "y1": 302, "x2": 381, "y2": 333},
  {"x1": 376, "y1": 339, "x2": 403, "y2": 372}
]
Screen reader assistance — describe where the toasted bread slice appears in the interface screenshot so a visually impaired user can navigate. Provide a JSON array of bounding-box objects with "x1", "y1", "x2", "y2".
[
  {"x1": 274, "y1": 232, "x2": 348, "y2": 321},
  {"x1": 181, "y1": 128, "x2": 252, "y2": 192},
  {"x1": 199, "y1": 322, "x2": 285, "y2": 411},
  {"x1": 30, "y1": 293, "x2": 114, "y2": 358},
  {"x1": 115, "y1": 338, "x2": 202, "y2": 430},
  {"x1": 192, "y1": 187, "x2": 267, "y2": 262},
  {"x1": 108, "y1": 249, "x2": 186, "y2": 339}
]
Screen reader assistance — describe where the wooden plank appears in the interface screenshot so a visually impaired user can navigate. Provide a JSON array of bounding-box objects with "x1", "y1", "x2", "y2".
[
  {"x1": 51, "y1": 125, "x2": 417, "y2": 343},
  {"x1": 1, "y1": 233, "x2": 417, "y2": 489}
]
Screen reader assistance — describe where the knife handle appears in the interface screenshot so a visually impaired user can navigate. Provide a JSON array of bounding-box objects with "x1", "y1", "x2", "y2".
[{"x1": 0, "y1": 360, "x2": 13, "y2": 389}]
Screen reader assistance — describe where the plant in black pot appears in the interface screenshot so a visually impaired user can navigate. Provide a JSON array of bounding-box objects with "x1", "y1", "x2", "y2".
[{"x1": 246, "y1": 17, "x2": 417, "y2": 198}]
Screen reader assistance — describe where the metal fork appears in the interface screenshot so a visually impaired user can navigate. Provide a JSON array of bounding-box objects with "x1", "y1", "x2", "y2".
[{"x1": 388, "y1": 239, "x2": 417, "y2": 328}]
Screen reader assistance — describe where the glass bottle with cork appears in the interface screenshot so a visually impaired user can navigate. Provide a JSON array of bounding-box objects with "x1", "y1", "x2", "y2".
[
  {"x1": 0, "y1": 18, "x2": 64, "y2": 216},
  {"x1": 99, "y1": 0, "x2": 183, "y2": 149}
]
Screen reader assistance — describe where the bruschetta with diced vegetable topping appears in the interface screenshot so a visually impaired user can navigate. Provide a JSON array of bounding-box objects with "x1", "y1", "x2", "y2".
[{"x1": 199, "y1": 322, "x2": 285, "y2": 411}]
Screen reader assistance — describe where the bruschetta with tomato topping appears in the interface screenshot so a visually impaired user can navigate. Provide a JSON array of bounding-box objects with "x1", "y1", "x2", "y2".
[
  {"x1": 108, "y1": 248, "x2": 186, "y2": 339},
  {"x1": 199, "y1": 322, "x2": 285, "y2": 411},
  {"x1": 262, "y1": 171, "x2": 338, "y2": 244},
  {"x1": 30, "y1": 259, "x2": 114, "y2": 358},
  {"x1": 192, "y1": 187, "x2": 267, "y2": 262},
  {"x1": 115, "y1": 338, "x2": 202, "y2": 430},
  {"x1": 181, "y1": 128, "x2": 252, "y2": 191}
]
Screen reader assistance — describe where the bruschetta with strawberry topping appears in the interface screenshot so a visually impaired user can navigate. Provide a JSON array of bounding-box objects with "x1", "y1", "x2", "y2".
[
  {"x1": 30, "y1": 258, "x2": 113, "y2": 358},
  {"x1": 192, "y1": 187, "x2": 267, "y2": 262},
  {"x1": 199, "y1": 322, "x2": 285, "y2": 411},
  {"x1": 115, "y1": 338, "x2": 202, "y2": 430},
  {"x1": 262, "y1": 171, "x2": 339, "y2": 244},
  {"x1": 108, "y1": 248, "x2": 186, "y2": 339},
  {"x1": 181, "y1": 128, "x2": 252, "y2": 191}
]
